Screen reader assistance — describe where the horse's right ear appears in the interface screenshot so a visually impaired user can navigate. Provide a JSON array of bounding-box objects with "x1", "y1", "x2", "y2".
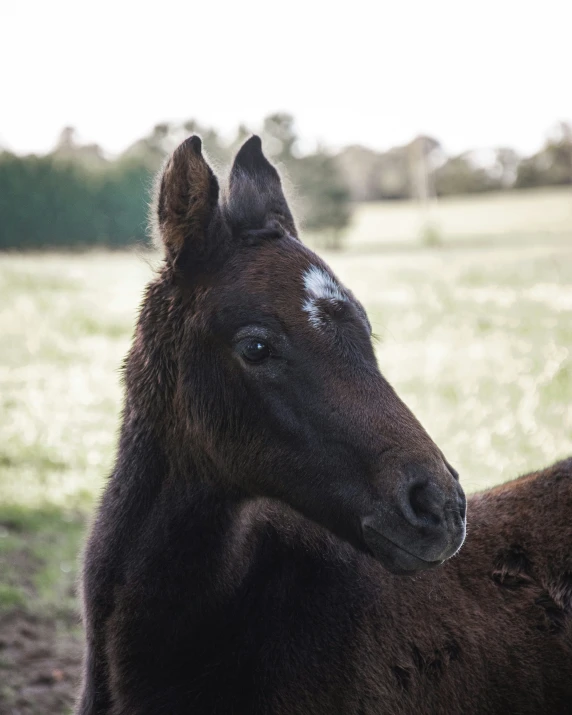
[{"x1": 155, "y1": 136, "x2": 220, "y2": 264}]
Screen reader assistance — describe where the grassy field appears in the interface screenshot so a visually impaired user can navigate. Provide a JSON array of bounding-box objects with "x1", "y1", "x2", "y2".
[
  {"x1": 0, "y1": 187, "x2": 571, "y2": 712},
  {"x1": 346, "y1": 185, "x2": 572, "y2": 248}
]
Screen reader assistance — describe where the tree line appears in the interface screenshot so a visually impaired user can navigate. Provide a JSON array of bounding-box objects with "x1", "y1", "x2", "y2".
[
  {"x1": 0, "y1": 115, "x2": 350, "y2": 250},
  {"x1": 336, "y1": 121, "x2": 572, "y2": 201},
  {"x1": 0, "y1": 116, "x2": 570, "y2": 250}
]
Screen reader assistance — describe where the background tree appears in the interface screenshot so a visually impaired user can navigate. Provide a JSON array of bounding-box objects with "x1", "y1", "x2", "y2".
[
  {"x1": 0, "y1": 115, "x2": 352, "y2": 250},
  {"x1": 1, "y1": 118, "x2": 570, "y2": 250},
  {"x1": 261, "y1": 113, "x2": 351, "y2": 247},
  {"x1": 516, "y1": 122, "x2": 572, "y2": 188},
  {"x1": 434, "y1": 153, "x2": 500, "y2": 196},
  {"x1": 262, "y1": 113, "x2": 298, "y2": 162},
  {"x1": 494, "y1": 148, "x2": 520, "y2": 188}
]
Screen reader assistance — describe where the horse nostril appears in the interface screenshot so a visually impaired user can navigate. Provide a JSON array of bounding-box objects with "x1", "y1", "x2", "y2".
[{"x1": 407, "y1": 482, "x2": 443, "y2": 528}]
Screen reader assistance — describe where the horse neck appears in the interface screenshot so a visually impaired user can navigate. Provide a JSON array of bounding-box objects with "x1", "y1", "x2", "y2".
[{"x1": 112, "y1": 396, "x2": 258, "y2": 598}]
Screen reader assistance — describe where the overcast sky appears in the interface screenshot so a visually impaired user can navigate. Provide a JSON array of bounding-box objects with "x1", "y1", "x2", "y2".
[{"x1": 3, "y1": 0, "x2": 571, "y2": 157}]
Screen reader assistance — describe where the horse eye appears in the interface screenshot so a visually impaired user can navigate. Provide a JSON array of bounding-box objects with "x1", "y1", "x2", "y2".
[{"x1": 241, "y1": 340, "x2": 271, "y2": 364}]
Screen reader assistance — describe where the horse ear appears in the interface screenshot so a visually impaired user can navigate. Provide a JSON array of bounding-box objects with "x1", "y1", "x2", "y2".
[
  {"x1": 228, "y1": 135, "x2": 298, "y2": 238},
  {"x1": 155, "y1": 136, "x2": 220, "y2": 263}
]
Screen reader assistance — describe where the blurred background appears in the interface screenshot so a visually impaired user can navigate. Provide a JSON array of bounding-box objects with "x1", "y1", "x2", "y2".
[{"x1": 1, "y1": 0, "x2": 571, "y2": 711}]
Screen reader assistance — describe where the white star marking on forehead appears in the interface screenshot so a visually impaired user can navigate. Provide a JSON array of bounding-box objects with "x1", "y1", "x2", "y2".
[{"x1": 302, "y1": 266, "x2": 346, "y2": 328}]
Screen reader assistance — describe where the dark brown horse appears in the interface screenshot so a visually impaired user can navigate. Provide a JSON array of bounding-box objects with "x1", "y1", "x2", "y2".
[{"x1": 77, "y1": 136, "x2": 571, "y2": 714}]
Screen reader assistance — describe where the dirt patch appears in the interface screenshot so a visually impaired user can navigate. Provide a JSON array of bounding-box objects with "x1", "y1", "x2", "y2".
[
  {"x1": 0, "y1": 509, "x2": 86, "y2": 715},
  {"x1": 0, "y1": 609, "x2": 82, "y2": 715}
]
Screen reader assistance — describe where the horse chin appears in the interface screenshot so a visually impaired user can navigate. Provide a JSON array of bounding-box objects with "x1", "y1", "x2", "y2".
[{"x1": 361, "y1": 525, "x2": 444, "y2": 575}]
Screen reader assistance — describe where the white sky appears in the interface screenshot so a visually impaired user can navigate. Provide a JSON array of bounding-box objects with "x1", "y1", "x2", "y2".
[{"x1": 2, "y1": 0, "x2": 571, "y2": 157}]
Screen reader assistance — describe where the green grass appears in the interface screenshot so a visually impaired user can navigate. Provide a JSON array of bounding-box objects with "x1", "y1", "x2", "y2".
[
  {"x1": 345, "y1": 186, "x2": 572, "y2": 248},
  {"x1": 0, "y1": 187, "x2": 571, "y2": 619},
  {"x1": 0, "y1": 505, "x2": 85, "y2": 616}
]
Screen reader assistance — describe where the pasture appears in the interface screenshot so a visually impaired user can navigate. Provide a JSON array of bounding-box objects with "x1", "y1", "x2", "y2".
[{"x1": 0, "y1": 187, "x2": 571, "y2": 712}]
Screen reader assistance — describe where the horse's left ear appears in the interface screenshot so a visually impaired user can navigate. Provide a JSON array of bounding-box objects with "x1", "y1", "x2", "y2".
[
  {"x1": 228, "y1": 135, "x2": 298, "y2": 238},
  {"x1": 155, "y1": 135, "x2": 220, "y2": 264}
]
